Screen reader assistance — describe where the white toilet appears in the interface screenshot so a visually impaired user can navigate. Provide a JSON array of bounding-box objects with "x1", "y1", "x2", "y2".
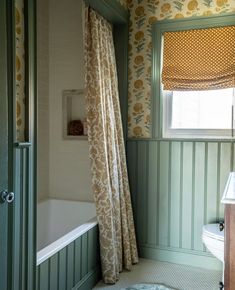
[
  {"x1": 202, "y1": 223, "x2": 224, "y2": 283},
  {"x1": 202, "y1": 223, "x2": 224, "y2": 262}
]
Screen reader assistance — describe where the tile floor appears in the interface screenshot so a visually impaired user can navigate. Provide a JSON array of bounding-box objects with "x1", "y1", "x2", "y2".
[{"x1": 93, "y1": 259, "x2": 223, "y2": 290}]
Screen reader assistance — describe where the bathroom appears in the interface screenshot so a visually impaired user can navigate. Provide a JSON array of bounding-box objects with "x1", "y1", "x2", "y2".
[
  {"x1": 36, "y1": 0, "x2": 235, "y2": 287},
  {"x1": 0, "y1": 0, "x2": 234, "y2": 290}
]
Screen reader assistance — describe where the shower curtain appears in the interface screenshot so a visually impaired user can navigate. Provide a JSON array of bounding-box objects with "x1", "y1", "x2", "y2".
[{"x1": 84, "y1": 7, "x2": 138, "y2": 284}]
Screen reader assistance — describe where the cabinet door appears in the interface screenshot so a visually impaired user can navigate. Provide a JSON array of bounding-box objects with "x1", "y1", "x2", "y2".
[{"x1": 224, "y1": 204, "x2": 235, "y2": 289}]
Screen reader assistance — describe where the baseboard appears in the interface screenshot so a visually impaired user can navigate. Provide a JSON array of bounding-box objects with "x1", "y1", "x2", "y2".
[
  {"x1": 72, "y1": 266, "x2": 101, "y2": 290},
  {"x1": 139, "y1": 246, "x2": 223, "y2": 271}
]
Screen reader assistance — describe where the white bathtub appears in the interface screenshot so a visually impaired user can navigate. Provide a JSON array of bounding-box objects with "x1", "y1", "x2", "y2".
[{"x1": 37, "y1": 199, "x2": 97, "y2": 266}]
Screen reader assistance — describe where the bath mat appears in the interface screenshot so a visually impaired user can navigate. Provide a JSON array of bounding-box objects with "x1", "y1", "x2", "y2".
[{"x1": 121, "y1": 284, "x2": 176, "y2": 290}]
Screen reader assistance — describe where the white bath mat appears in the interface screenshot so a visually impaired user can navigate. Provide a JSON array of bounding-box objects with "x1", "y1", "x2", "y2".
[{"x1": 121, "y1": 283, "x2": 177, "y2": 290}]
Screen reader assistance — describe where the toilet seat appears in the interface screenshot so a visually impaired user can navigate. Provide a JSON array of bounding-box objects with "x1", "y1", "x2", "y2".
[
  {"x1": 203, "y1": 224, "x2": 224, "y2": 241},
  {"x1": 202, "y1": 223, "x2": 224, "y2": 281}
]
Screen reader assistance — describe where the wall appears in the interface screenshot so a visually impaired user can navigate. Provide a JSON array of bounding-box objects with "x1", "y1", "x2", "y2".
[
  {"x1": 15, "y1": 0, "x2": 235, "y2": 138},
  {"x1": 37, "y1": 0, "x2": 49, "y2": 201},
  {"x1": 127, "y1": 0, "x2": 235, "y2": 137},
  {"x1": 127, "y1": 140, "x2": 234, "y2": 269},
  {"x1": 125, "y1": 0, "x2": 235, "y2": 269},
  {"x1": 49, "y1": 0, "x2": 93, "y2": 201}
]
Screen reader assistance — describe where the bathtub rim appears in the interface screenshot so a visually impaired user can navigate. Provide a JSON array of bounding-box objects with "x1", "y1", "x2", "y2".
[{"x1": 37, "y1": 217, "x2": 98, "y2": 266}]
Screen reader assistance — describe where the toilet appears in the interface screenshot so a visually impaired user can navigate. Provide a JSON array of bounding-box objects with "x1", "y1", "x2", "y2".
[
  {"x1": 202, "y1": 223, "x2": 224, "y2": 262},
  {"x1": 202, "y1": 223, "x2": 224, "y2": 282}
]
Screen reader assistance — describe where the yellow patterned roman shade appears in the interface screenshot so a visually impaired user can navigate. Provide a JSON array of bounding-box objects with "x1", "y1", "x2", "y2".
[{"x1": 162, "y1": 26, "x2": 235, "y2": 91}]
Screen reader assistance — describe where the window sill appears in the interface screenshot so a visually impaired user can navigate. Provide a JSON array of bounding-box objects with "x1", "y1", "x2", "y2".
[{"x1": 127, "y1": 136, "x2": 235, "y2": 142}]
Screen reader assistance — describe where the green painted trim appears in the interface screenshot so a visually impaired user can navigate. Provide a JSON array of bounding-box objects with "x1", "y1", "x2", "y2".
[
  {"x1": 114, "y1": 23, "x2": 129, "y2": 141},
  {"x1": 25, "y1": 0, "x2": 37, "y2": 289},
  {"x1": 0, "y1": 0, "x2": 9, "y2": 289},
  {"x1": 8, "y1": 0, "x2": 38, "y2": 289},
  {"x1": 84, "y1": 0, "x2": 129, "y2": 141},
  {"x1": 7, "y1": 0, "x2": 16, "y2": 143},
  {"x1": 25, "y1": 0, "x2": 37, "y2": 145},
  {"x1": 6, "y1": 0, "x2": 17, "y2": 289},
  {"x1": 72, "y1": 266, "x2": 101, "y2": 290},
  {"x1": 152, "y1": 12, "x2": 235, "y2": 29},
  {"x1": 127, "y1": 138, "x2": 235, "y2": 143},
  {"x1": 151, "y1": 13, "x2": 235, "y2": 138},
  {"x1": 139, "y1": 246, "x2": 223, "y2": 271},
  {"x1": 84, "y1": 0, "x2": 128, "y2": 24},
  {"x1": 151, "y1": 22, "x2": 160, "y2": 138}
]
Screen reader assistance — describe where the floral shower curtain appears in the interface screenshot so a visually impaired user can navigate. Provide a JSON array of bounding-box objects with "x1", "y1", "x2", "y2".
[{"x1": 84, "y1": 7, "x2": 138, "y2": 284}]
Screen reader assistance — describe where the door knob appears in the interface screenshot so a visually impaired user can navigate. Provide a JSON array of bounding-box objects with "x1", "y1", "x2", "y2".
[{"x1": 1, "y1": 190, "x2": 15, "y2": 203}]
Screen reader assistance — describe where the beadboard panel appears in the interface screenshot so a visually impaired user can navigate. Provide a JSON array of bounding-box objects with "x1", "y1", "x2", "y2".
[
  {"x1": 36, "y1": 226, "x2": 100, "y2": 290},
  {"x1": 9, "y1": 145, "x2": 36, "y2": 290},
  {"x1": 127, "y1": 140, "x2": 233, "y2": 269}
]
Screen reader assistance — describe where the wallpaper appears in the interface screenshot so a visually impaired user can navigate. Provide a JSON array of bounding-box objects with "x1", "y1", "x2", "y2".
[
  {"x1": 15, "y1": 0, "x2": 235, "y2": 140},
  {"x1": 124, "y1": 0, "x2": 235, "y2": 137},
  {"x1": 15, "y1": 0, "x2": 25, "y2": 141},
  {"x1": 118, "y1": 0, "x2": 129, "y2": 8}
]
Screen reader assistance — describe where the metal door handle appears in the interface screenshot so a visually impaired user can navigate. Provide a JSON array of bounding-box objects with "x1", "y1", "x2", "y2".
[{"x1": 1, "y1": 190, "x2": 15, "y2": 203}]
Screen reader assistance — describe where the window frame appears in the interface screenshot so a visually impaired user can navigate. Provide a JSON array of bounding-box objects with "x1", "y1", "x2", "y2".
[{"x1": 151, "y1": 13, "x2": 235, "y2": 140}]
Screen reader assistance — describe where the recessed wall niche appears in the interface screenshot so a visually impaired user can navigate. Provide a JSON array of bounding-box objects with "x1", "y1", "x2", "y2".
[{"x1": 62, "y1": 89, "x2": 88, "y2": 140}]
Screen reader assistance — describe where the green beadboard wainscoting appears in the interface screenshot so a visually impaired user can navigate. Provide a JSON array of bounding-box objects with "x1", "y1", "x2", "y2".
[
  {"x1": 36, "y1": 226, "x2": 100, "y2": 290},
  {"x1": 127, "y1": 139, "x2": 233, "y2": 270},
  {"x1": 10, "y1": 144, "x2": 35, "y2": 290}
]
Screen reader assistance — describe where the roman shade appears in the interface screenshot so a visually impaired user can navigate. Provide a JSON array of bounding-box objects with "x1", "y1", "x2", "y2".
[{"x1": 162, "y1": 25, "x2": 235, "y2": 91}]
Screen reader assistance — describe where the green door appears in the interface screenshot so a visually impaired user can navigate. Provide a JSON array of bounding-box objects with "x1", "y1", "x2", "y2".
[{"x1": 0, "y1": 1, "x2": 10, "y2": 289}]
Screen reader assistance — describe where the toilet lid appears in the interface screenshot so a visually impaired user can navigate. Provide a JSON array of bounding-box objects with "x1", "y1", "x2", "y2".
[{"x1": 203, "y1": 224, "x2": 224, "y2": 241}]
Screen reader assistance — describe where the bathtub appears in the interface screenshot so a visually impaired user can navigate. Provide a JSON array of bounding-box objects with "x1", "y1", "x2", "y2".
[{"x1": 36, "y1": 199, "x2": 101, "y2": 290}]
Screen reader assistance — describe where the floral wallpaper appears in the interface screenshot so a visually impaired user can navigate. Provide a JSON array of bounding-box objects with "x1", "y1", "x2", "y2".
[
  {"x1": 15, "y1": 0, "x2": 235, "y2": 140},
  {"x1": 15, "y1": 0, "x2": 25, "y2": 141},
  {"x1": 118, "y1": 0, "x2": 129, "y2": 8},
  {"x1": 118, "y1": 0, "x2": 235, "y2": 138}
]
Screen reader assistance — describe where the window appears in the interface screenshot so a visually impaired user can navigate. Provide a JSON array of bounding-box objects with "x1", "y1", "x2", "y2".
[
  {"x1": 152, "y1": 14, "x2": 235, "y2": 139},
  {"x1": 163, "y1": 88, "x2": 235, "y2": 138}
]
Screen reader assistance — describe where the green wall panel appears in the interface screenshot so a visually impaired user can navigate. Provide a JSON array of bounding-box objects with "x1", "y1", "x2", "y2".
[
  {"x1": 10, "y1": 145, "x2": 35, "y2": 290},
  {"x1": 207, "y1": 143, "x2": 218, "y2": 224},
  {"x1": 169, "y1": 142, "x2": 181, "y2": 249},
  {"x1": 127, "y1": 139, "x2": 231, "y2": 269},
  {"x1": 59, "y1": 249, "x2": 67, "y2": 290},
  {"x1": 159, "y1": 141, "x2": 169, "y2": 247},
  {"x1": 49, "y1": 255, "x2": 59, "y2": 290},
  {"x1": 194, "y1": 142, "x2": 205, "y2": 252},
  {"x1": 74, "y1": 238, "x2": 82, "y2": 284},
  {"x1": 67, "y1": 243, "x2": 75, "y2": 290},
  {"x1": 36, "y1": 226, "x2": 100, "y2": 290},
  {"x1": 137, "y1": 142, "x2": 148, "y2": 245},
  {"x1": 147, "y1": 141, "x2": 158, "y2": 245},
  {"x1": 181, "y1": 142, "x2": 193, "y2": 250},
  {"x1": 81, "y1": 233, "x2": 88, "y2": 278}
]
